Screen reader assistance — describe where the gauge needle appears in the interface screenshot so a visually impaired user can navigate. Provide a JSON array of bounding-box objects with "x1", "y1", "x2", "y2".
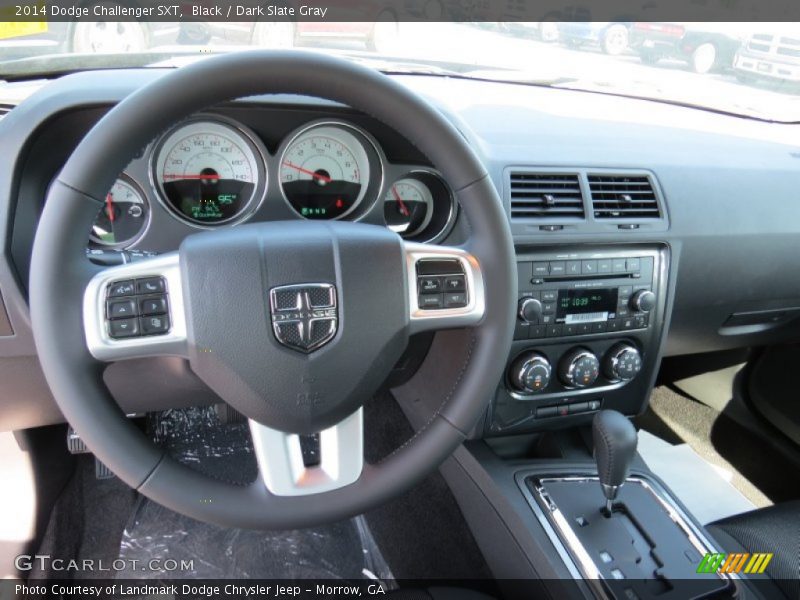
[
  {"x1": 105, "y1": 194, "x2": 115, "y2": 223},
  {"x1": 391, "y1": 185, "x2": 410, "y2": 217},
  {"x1": 282, "y1": 162, "x2": 332, "y2": 183}
]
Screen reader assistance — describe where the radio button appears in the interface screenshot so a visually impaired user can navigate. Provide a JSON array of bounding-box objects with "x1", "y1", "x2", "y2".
[
  {"x1": 542, "y1": 303, "x2": 556, "y2": 314},
  {"x1": 540, "y1": 314, "x2": 555, "y2": 325},
  {"x1": 549, "y1": 262, "x2": 566, "y2": 276},
  {"x1": 532, "y1": 262, "x2": 550, "y2": 277},
  {"x1": 607, "y1": 320, "x2": 622, "y2": 332},
  {"x1": 564, "y1": 324, "x2": 578, "y2": 336},
  {"x1": 419, "y1": 294, "x2": 444, "y2": 309},
  {"x1": 546, "y1": 324, "x2": 563, "y2": 337},
  {"x1": 618, "y1": 286, "x2": 633, "y2": 299},
  {"x1": 616, "y1": 306, "x2": 630, "y2": 318},
  {"x1": 634, "y1": 315, "x2": 649, "y2": 329},
  {"x1": 621, "y1": 317, "x2": 637, "y2": 330},
  {"x1": 592, "y1": 322, "x2": 608, "y2": 333},
  {"x1": 542, "y1": 290, "x2": 558, "y2": 302},
  {"x1": 598, "y1": 259, "x2": 612, "y2": 274},
  {"x1": 566, "y1": 261, "x2": 581, "y2": 275},
  {"x1": 612, "y1": 259, "x2": 627, "y2": 273},
  {"x1": 577, "y1": 323, "x2": 592, "y2": 335},
  {"x1": 626, "y1": 257, "x2": 641, "y2": 272},
  {"x1": 581, "y1": 260, "x2": 598, "y2": 274},
  {"x1": 530, "y1": 324, "x2": 547, "y2": 338}
]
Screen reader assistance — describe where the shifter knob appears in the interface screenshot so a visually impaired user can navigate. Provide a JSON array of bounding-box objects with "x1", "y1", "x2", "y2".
[{"x1": 592, "y1": 410, "x2": 637, "y2": 514}]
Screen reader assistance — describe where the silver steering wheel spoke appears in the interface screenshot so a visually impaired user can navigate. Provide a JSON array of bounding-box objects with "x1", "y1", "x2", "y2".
[
  {"x1": 405, "y1": 241, "x2": 486, "y2": 334},
  {"x1": 83, "y1": 252, "x2": 188, "y2": 361},
  {"x1": 249, "y1": 408, "x2": 364, "y2": 496}
]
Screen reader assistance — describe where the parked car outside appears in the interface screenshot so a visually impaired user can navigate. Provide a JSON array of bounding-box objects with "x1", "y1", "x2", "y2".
[
  {"x1": 556, "y1": 21, "x2": 631, "y2": 55},
  {"x1": 734, "y1": 27, "x2": 800, "y2": 84},
  {"x1": 629, "y1": 22, "x2": 750, "y2": 74}
]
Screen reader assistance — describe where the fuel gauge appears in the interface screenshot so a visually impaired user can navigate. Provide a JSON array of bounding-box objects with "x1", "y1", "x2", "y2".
[{"x1": 89, "y1": 177, "x2": 149, "y2": 248}]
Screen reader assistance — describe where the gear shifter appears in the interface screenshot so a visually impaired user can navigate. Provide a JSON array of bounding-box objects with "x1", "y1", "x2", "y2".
[{"x1": 592, "y1": 410, "x2": 638, "y2": 515}]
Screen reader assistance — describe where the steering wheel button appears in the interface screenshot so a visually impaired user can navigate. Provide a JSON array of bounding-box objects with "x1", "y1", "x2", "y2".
[
  {"x1": 139, "y1": 296, "x2": 168, "y2": 316},
  {"x1": 135, "y1": 277, "x2": 166, "y2": 294},
  {"x1": 444, "y1": 292, "x2": 467, "y2": 308},
  {"x1": 108, "y1": 317, "x2": 139, "y2": 339},
  {"x1": 418, "y1": 277, "x2": 442, "y2": 293},
  {"x1": 107, "y1": 299, "x2": 137, "y2": 319},
  {"x1": 419, "y1": 294, "x2": 444, "y2": 309},
  {"x1": 108, "y1": 280, "x2": 135, "y2": 297},
  {"x1": 140, "y1": 314, "x2": 170, "y2": 336},
  {"x1": 443, "y1": 275, "x2": 466, "y2": 292}
]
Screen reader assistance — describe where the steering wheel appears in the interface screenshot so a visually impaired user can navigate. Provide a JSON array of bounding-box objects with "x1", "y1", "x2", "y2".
[{"x1": 29, "y1": 51, "x2": 516, "y2": 529}]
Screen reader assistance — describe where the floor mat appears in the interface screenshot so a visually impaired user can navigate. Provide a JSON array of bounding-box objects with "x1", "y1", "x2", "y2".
[
  {"x1": 637, "y1": 430, "x2": 755, "y2": 525},
  {"x1": 117, "y1": 497, "x2": 394, "y2": 582},
  {"x1": 636, "y1": 385, "x2": 800, "y2": 507}
]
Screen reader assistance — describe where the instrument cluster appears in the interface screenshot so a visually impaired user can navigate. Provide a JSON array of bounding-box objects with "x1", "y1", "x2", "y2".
[{"x1": 88, "y1": 115, "x2": 458, "y2": 251}]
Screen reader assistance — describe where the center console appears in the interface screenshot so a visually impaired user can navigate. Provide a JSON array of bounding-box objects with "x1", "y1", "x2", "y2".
[{"x1": 486, "y1": 245, "x2": 669, "y2": 436}]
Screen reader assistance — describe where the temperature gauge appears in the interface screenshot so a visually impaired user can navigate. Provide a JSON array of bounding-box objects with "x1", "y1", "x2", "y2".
[
  {"x1": 89, "y1": 177, "x2": 149, "y2": 248},
  {"x1": 384, "y1": 178, "x2": 433, "y2": 237}
]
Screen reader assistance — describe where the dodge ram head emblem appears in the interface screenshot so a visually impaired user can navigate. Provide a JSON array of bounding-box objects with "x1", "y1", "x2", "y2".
[{"x1": 269, "y1": 284, "x2": 338, "y2": 353}]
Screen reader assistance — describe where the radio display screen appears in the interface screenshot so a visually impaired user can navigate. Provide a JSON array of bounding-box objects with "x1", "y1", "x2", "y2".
[{"x1": 557, "y1": 288, "x2": 618, "y2": 324}]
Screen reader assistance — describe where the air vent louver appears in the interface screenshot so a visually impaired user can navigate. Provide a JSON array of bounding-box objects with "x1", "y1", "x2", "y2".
[
  {"x1": 588, "y1": 175, "x2": 660, "y2": 219},
  {"x1": 509, "y1": 172, "x2": 585, "y2": 219}
]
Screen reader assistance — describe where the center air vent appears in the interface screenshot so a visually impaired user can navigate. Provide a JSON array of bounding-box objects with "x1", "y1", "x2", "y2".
[
  {"x1": 509, "y1": 172, "x2": 585, "y2": 219},
  {"x1": 588, "y1": 174, "x2": 661, "y2": 219}
]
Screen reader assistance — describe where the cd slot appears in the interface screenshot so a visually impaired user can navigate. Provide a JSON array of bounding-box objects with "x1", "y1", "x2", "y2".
[{"x1": 542, "y1": 273, "x2": 640, "y2": 283}]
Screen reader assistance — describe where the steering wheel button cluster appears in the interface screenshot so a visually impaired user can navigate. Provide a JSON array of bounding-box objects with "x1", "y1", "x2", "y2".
[
  {"x1": 416, "y1": 259, "x2": 468, "y2": 311},
  {"x1": 105, "y1": 276, "x2": 170, "y2": 339}
]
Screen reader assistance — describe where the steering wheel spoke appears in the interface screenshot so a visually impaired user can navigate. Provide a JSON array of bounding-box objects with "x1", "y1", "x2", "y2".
[
  {"x1": 405, "y1": 241, "x2": 486, "y2": 334},
  {"x1": 82, "y1": 252, "x2": 189, "y2": 361},
  {"x1": 249, "y1": 408, "x2": 364, "y2": 496}
]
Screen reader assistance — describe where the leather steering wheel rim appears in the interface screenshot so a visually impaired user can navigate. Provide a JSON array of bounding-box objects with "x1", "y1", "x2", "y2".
[{"x1": 29, "y1": 51, "x2": 516, "y2": 529}]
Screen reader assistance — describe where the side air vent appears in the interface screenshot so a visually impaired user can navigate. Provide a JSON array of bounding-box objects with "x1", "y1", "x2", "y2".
[
  {"x1": 588, "y1": 174, "x2": 661, "y2": 219},
  {"x1": 509, "y1": 172, "x2": 585, "y2": 219}
]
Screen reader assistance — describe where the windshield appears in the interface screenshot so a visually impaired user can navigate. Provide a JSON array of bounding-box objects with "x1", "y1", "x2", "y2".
[{"x1": 2, "y1": 20, "x2": 800, "y2": 122}]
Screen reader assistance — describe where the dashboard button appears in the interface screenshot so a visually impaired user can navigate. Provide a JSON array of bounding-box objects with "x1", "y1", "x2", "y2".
[
  {"x1": 581, "y1": 260, "x2": 598, "y2": 274},
  {"x1": 566, "y1": 261, "x2": 581, "y2": 275},
  {"x1": 621, "y1": 317, "x2": 636, "y2": 330},
  {"x1": 444, "y1": 292, "x2": 467, "y2": 308},
  {"x1": 607, "y1": 319, "x2": 621, "y2": 332},
  {"x1": 109, "y1": 318, "x2": 139, "y2": 339},
  {"x1": 108, "y1": 280, "x2": 135, "y2": 298},
  {"x1": 530, "y1": 324, "x2": 547, "y2": 338},
  {"x1": 443, "y1": 275, "x2": 466, "y2": 293},
  {"x1": 536, "y1": 406, "x2": 557, "y2": 418},
  {"x1": 612, "y1": 259, "x2": 627, "y2": 273},
  {"x1": 598, "y1": 259, "x2": 612, "y2": 274},
  {"x1": 546, "y1": 324, "x2": 563, "y2": 338},
  {"x1": 140, "y1": 314, "x2": 170, "y2": 335},
  {"x1": 564, "y1": 324, "x2": 578, "y2": 336},
  {"x1": 136, "y1": 277, "x2": 166, "y2": 294},
  {"x1": 549, "y1": 262, "x2": 566, "y2": 276},
  {"x1": 139, "y1": 296, "x2": 168, "y2": 316},
  {"x1": 542, "y1": 290, "x2": 558, "y2": 302},
  {"x1": 577, "y1": 322, "x2": 592, "y2": 335},
  {"x1": 569, "y1": 402, "x2": 589, "y2": 414},
  {"x1": 542, "y1": 303, "x2": 556, "y2": 314},
  {"x1": 626, "y1": 258, "x2": 641, "y2": 272},
  {"x1": 107, "y1": 299, "x2": 137, "y2": 320},
  {"x1": 419, "y1": 294, "x2": 444, "y2": 309},
  {"x1": 592, "y1": 321, "x2": 608, "y2": 333},
  {"x1": 532, "y1": 262, "x2": 549, "y2": 277}
]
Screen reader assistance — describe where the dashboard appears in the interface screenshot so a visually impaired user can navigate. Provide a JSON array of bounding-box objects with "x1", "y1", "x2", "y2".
[{"x1": 3, "y1": 66, "x2": 800, "y2": 434}]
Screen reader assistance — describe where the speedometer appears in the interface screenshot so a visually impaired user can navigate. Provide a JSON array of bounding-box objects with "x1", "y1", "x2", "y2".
[
  {"x1": 153, "y1": 119, "x2": 265, "y2": 226},
  {"x1": 279, "y1": 124, "x2": 371, "y2": 220}
]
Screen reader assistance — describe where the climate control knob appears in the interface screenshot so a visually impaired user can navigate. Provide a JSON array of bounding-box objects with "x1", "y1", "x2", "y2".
[
  {"x1": 604, "y1": 343, "x2": 643, "y2": 382},
  {"x1": 509, "y1": 352, "x2": 552, "y2": 394},
  {"x1": 518, "y1": 297, "x2": 543, "y2": 323},
  {"x1": 559, "y1": 348, "x2": 600, "y2": 389},
  {"x1": 630, "y1": 290, "x2": 656, "y2": 313}
]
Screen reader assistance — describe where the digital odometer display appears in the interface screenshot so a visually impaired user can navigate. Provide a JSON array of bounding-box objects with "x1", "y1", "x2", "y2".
[
  {"x1": 556, "y1": 288, "x2": 618, "y2": 324},
  {"x1": 154, "y1": 120, "x2": 263, "y2": 225}
]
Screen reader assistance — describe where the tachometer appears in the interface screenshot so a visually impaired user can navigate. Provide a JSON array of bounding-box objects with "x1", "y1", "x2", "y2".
[
  {"x1": 89, "y1": 177, "x2": 149, "y2": 248},
  {"x1": 279, "y1": 124, "x2": 371, "y2": 219},
  {"x1": 153, "y1": 119, "x2": 265, "y2": 226}
]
